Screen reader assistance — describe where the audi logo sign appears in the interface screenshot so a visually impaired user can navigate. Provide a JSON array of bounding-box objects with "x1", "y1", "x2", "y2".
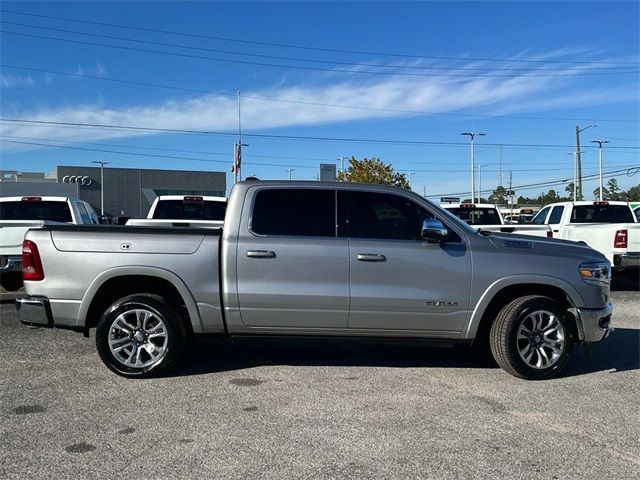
[{"x1": 62, "y1": 175, "x2": 92, "y2": 186}]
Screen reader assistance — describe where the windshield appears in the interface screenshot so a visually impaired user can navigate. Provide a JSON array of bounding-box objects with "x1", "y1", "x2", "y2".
[
  {"x1": 445, "y1": 207, "x2": 502, "y2": 225},
  {"x1": 0, "y1": 201, "x2": 72, "y2": 222},
  {"x1": 153, "y1": 199, "x2": 227, "y2": 220},
  {"x1": 570, "y1": 205, "x2": 633, "y2": 223}
]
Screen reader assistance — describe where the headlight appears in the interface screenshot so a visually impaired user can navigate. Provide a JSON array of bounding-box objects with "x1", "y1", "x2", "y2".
[{"x1": 578, "y1": 261, "x2": 611, "y2": 285}]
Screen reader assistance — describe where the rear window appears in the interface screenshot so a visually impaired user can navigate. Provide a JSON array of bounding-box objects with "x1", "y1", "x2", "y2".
[
  {"x1": 0, "y1": 201, "x2": 72, "y2": 222},
  {"x1": 570, "y1": 205, "x2": 633, "y2": 223},
  {"x1": 152, "y1": 199, "x2": 227, "y2": 220},
  {"x1": 445, "y1": 207, "x2": 502, "y2": 225}
]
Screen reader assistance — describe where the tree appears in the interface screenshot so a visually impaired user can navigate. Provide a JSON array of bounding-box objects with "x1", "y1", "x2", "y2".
[
  {"x1": 607, "y1": 178, "x2": 621, "y2": 200},
  {"x1": 488, "y1": 185, "x2": 507, "y2": 204},
  {"x1": 593, "y1": 186, "x2": 610, "y2": 200},
  {"x1": 624, "y1": 184, "x2": 640, "y2": 201},
  {"x1": 565, "y1": 182, "x2": 582, "y2": 201},
  {"x1": 337, "y1": 157, "x2": 410, "y2": 189}
]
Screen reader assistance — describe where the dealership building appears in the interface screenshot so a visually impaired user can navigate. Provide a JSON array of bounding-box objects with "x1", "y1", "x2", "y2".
[{"x1": 0, "y1": 166, "x2": 226, "y2": 218}]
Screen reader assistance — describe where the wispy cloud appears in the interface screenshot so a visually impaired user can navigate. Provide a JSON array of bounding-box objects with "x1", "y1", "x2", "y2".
[
  {"x1": 0, "y1": 74, "x2": 35, "y2": 89},
  {"x1": 71, "y1": 63, "x2": 107, "y2": 77},
  {"x1": 0, "y1": 53, "x2": 637, "y2": 149}
]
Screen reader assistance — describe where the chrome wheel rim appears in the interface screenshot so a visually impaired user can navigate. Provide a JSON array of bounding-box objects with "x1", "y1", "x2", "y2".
[
  {"x1": 108, "y1": 308, "x2": 168, "y2": 369},
  {"x1": 517, "y1": 309, "x2": 565, "y2": 370}
]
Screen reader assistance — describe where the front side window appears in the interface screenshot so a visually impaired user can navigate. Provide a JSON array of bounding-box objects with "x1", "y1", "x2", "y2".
[
  {"x1": 251, "y1": 189, "x2": 335, "y2": 237},
  {"x1": 532, "y1": 206, "x2": 551, "y2": 225}
]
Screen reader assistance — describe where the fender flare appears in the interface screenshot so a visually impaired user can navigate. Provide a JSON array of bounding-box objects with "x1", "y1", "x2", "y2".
[
  {"x1": 77, "y1": 266, "x2": 203, "y2": 333},
  {"x1": 461, "y1": 274, "x2": 584, "y2": 340}
]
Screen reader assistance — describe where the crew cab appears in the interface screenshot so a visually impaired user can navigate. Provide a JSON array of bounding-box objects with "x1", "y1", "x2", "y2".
[
  {"x1": 17, "y1": 182, "x2": 613, "y2": 380},
  {"x1": 0, "y1": 196, "x2": 99, "y2": 290},
  {"x1": 526, "y1": 201, "x2": 640, "y2": 272},
  {"x1": 126, "y1": 195, "x2": 226, "y2": 228}
]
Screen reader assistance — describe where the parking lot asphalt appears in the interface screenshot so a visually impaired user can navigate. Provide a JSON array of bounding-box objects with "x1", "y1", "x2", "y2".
[{"x1": 1, "y1": 290, "x2": 638, "y2": 480}]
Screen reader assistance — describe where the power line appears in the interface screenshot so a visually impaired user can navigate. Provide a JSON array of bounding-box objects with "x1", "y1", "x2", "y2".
[
  {"x1": 2, "y1": 9, "x2": 638, "y2": 66},
  {"x1": 3, "y1": 20, "x2": 637, "y2": 73},
  {"x1": 3, "y1": 30, "x2": 638, "y2": 78},
  {"x1": 2, "y1": 118, "x2": 639, "y2": 150},
  {"x1": 2, "y1": 64, "x2": 636, "y2": 123}
]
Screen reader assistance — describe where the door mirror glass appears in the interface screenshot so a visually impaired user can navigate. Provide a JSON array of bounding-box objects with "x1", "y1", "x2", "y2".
[{"x1": 421, "y1": 219, "x2": 448, "y2": 243}]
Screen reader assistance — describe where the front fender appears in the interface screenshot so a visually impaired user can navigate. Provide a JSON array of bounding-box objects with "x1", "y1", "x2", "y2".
[
  {"x1": 461, "y1": 274, "x2": 584, "y2": 340},
  {"x1": 77, "y1": 265, "x2": 204, "y2": 333}
]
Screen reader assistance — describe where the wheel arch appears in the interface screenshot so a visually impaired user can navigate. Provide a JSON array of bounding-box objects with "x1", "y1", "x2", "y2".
[
  {"x1": 464, "y1": 276, "x2": 583, "y2": 344},
  {"x1": 79, "y1": 266, "x2": 203, "y2": 335}
]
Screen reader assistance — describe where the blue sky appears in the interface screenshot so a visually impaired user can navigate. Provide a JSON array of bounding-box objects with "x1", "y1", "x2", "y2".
[{"x1": 1, "y1": 1, "x2": 638, "y2": 198}]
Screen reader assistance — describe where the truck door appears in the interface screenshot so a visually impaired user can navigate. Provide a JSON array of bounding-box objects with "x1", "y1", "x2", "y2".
[
  {"x1": 235, "y1": 188, "x2": 349, "y2": 329},
  {"x1": 344, "y1": 191, "x2": 472, "y2": 335}
]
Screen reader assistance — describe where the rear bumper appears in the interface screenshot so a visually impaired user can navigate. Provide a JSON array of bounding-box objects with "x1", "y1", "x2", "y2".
[
  {"x1": 0, "y1": 255, "x2": 21, "y2": 273},
  {"x1": 613, "y1": 252, "x2": 640, "y2": 270},
  {"x1": 15, "y1": 297, "x2": 53, "y2": 328},
  {"x1": 574, "y1": 303, "x2": 613, "y2": 343}
]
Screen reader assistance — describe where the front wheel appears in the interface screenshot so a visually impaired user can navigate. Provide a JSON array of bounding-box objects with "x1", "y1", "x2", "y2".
[
  {"x1": 490, "y1": 295, "x2": 573, "y2": 380},
  {"x1": 96, "y1": 294, "x2": 187, "y2": 378}
]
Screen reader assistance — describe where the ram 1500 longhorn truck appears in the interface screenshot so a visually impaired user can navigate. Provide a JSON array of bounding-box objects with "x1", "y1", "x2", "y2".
[{"x1": 17, "y1": 182, "x2": 613, "y2": 380}]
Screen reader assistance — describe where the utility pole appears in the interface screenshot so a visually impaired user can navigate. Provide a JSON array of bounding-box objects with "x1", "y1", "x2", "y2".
[
  {"x1": 287, "y1": 168, "x2": 295, "y2": 180},
  {"x1": 508, "y1": 171, "x2": 513, "y2": 217},
  {"x1": 591, "y1": 140, "x2": 609, "y2": 201},
  {"x1": 575, "y1": 124, "x2": 596, "y2": 200},
  {"x1": 233, "y1": 91, "x2": 249, "y2": 184},
  {"x1": 461, "y1": 132, "x2": 485, "y2": 203},
  {"x1": 91, "y1": 161, "x2": 109, "y2": 215},
  {"x1": 498, "y1": 146, "x2": 503, "y2": 187},
  {"x1": 568, "y1": 151, "x2": 584, "y2": 201},
  {"x1": 423, "y1": 184, "x2": 427, "y2": 198},
  {"x1": 476, "y1": 165, "x2": 487, "y2": 203}
]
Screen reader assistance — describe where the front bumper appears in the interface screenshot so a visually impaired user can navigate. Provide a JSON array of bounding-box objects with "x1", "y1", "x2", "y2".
[
  {"x1": 0, "y1": 255, "x2": 21, "y2": 273},
  {"x1": 16, "y1": 297, "x2": 53, "y2": 328},
  {"x1": 613, "y1": 252, "x2": 640, "y2": 270},
  {"x1": 573, "y1": 303, "x2": 613, "y2": 343}
]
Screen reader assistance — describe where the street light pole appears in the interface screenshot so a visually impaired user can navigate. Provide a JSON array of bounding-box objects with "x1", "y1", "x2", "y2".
[
  {"x1": 337, "y1": 156, "x2": 349, "y2": 178},
  {"x1": 91, "y1": 161, "x2": 109, "y2": 215},
  {"x1": 591, "y1": 140, "x2": 609, "y2": 201},
  {"x1": 461, "y1": 132, "x2": 485, "y2": 202},
  {"x1": 287, "y1": 168, "x2": 295, "y2": 181}
]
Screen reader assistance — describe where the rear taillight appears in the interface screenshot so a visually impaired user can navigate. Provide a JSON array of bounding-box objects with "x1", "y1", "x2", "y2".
[
  {"x1": 614, "y1": 229, "x2": 627, "y2": 249},
  {"x1": 22, "y1": 240, "x2": 44, "y2": 281}
]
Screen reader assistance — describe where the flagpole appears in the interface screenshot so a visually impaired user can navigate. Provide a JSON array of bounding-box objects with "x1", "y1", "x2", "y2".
[{"x1": 237, "y1": 90, "x2": 242, "y2": 182}]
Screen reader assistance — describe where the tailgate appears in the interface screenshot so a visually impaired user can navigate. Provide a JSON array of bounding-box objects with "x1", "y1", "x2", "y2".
[{"x1": 0, "y1": 221, "x2": 46, "y2": 255}]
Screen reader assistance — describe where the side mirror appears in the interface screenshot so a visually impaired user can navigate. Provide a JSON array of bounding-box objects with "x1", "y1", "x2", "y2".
[{"x1": 421, "y1": 218, "x2": 448, "y2": 243}]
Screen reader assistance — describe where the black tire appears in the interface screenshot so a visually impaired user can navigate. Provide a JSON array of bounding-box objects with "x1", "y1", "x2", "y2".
[
  {"x1": 96, "y1": 294, "x2": 187, "y2": 378},
  {"x1": 490, "y1": 295, "x2": 573, "y2": 380}
]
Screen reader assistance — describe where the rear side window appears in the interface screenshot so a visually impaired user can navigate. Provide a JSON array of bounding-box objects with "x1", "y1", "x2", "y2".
[
  {"x1": 548, "y1": 206, "x2": 564, "y2": 224},
  {"x1": 76, "y1": 203, "x2": 92, "y2": 224},
  {"x1": 570, "y1": 205, "x2": 634, "y2": 223},
  {"x1": 251, "y1": 189, "x2": 335, "y2": 237},
  {"x1": 0, "y1": 201, "x2": 72, "y2": 222},
  {"x1": 153, "y1": 200, "x2": 227, "y2": 220}
]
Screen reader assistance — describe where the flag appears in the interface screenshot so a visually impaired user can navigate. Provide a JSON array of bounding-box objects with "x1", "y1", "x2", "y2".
[{"x1": 231, "y1": 143, "x2": 242, "y2": 173}]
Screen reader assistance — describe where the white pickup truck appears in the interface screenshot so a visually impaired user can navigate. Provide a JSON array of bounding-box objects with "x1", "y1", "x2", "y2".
[
  {"x1": 0, "y1": 196, "x2": 99, "y2": 290},
  {"x1": 527, "y1": 201, "x2": 640, "y2": 273},
  {"x1": 126, "y1": 195, "x2": 226, "y2": 228},
  {"x1": 442, "y1": 203, "x2": 551, "y2": 237}
]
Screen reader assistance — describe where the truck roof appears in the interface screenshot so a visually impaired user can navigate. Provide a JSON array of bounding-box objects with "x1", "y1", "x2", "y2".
[{"x1": 0, "y1": 196, "x2": 75, "y2": 202}]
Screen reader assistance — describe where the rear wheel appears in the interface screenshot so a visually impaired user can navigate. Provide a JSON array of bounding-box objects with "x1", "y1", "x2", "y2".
[
  {"x1": 96, "y1": 294, "x2": 186, "y2": 378},
  {"x1": 490, "y1": 295, "x2": 573, "y2": 380}
]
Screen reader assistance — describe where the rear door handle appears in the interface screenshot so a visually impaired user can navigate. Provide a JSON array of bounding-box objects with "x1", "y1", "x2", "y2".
[
  {"x1": 246, "y1": 250, "x2": 276, "y2": 258},
  {"x1": 356, "y1": 253, "x2": 386, "y2": 262}
]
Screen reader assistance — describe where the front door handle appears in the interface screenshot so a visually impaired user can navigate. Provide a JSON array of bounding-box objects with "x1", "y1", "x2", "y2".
[
  {"x1": 356, "y1": 253, "x2": 386, "y2": 262},
  {"x1": 247, "y1": 250, "x2": 276, "y2": 258}
]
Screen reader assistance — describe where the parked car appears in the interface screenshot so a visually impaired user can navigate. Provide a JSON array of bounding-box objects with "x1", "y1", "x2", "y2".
[
  {"x1": 17, "y1": 182, "x2": 613, "y2": 380},
  {"x1": 524, "y1": 201, "x2": 640, "y2": 274},
  {"x1": 126, "y1": 195, "x2": 226, "y2": 228},
  {"x1": 0, "y1": 196, "x2": 99, "y2": 290}
]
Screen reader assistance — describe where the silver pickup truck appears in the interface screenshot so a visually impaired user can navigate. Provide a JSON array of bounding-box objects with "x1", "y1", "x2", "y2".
[{"x1": 17, "y1": 181, "x2": 613, "y2": 380}]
